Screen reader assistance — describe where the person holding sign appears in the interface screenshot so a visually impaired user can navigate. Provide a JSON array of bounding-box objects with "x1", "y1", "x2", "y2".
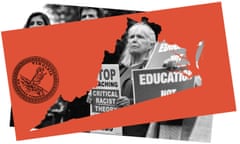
[
  {"x1": 117, "y1": 17, "x2": 202, "y2": 139},
  {"x1": 117, "y1": 17, "x2": 162, "y2": 137},
  {"x1": 85, "y1": 17, "x2": 161, "y2": 136}
]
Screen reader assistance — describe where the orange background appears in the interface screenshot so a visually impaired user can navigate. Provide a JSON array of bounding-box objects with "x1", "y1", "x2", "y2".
[{"x1": 2, "y1": 2, "x2": 235, "y2": 140}]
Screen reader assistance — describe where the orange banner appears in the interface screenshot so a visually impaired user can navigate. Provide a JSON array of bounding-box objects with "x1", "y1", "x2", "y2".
[{"x1": 2, "y1": 2, "x2": 235, "y2": 140}]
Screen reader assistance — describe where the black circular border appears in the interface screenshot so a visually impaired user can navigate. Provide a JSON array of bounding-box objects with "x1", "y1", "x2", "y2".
[{"x1": 12, "y1": 56, "x2": 59, "y2": 104}]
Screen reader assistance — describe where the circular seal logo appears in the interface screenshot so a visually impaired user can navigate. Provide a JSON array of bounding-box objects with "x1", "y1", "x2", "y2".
[{"x1": 12, "y1": 56, "x2": 59, "y2": 104}]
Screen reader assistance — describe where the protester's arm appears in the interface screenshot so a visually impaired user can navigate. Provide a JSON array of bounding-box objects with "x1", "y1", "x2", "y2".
[
  {"x1": 116, "y1": 78, "x2": 133, "y2": 107},
  {"x1": 146, "y1": 122, "x2": 159, "y2": 138}
]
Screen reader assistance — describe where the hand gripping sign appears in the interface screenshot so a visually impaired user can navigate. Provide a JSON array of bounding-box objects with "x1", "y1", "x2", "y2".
[
  {"x1": 89, "y1": 64, "x2": 122, "y2": 135},
  {"x1": 132, "y1": 41, "x2": 202, "y2": 103}
]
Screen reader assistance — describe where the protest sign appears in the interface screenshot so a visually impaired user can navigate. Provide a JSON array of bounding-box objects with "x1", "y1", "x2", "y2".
[
  {"x1": 146, "y1": 41, "x2": 190, "y2": 69},
  {"x1": 1, "y1": 2, "x2": 235, "y2": 140},
  {"x1": 90, "y1": 64, "x2": 122, "y2": 135},
  {"x1": 132, "y1": 68, "x2": 194, "y2": 103},
  {"x1": 132, "y1": 41, "x2": 196, "y2": 103}
]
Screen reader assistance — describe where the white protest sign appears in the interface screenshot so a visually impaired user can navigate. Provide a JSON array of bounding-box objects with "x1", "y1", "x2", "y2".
[{"x1": 90, "y1": 64, "x2": 122, "y2": 135}]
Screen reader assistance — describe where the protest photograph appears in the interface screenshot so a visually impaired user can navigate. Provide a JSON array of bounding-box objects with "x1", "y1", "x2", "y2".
[{"x1": 1, "y1": 1, "x2": 236, "y2": 144}]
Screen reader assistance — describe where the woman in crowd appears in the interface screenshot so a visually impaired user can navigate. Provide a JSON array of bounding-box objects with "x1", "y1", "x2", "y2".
[
  {"x1": 24, "y1": 12, "x2": 50, "y2": 28},
  {"x1": 117, "y1": 17, "x2": 203, "y2": 140},
  {"x1": 115, "y1": 17, "x2": 162, "y2": 137}
]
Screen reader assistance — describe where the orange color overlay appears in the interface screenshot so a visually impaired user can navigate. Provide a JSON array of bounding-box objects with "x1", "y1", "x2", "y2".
[{"x1": 2, "y1": 2, "x2": 235, "y2": 140}]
